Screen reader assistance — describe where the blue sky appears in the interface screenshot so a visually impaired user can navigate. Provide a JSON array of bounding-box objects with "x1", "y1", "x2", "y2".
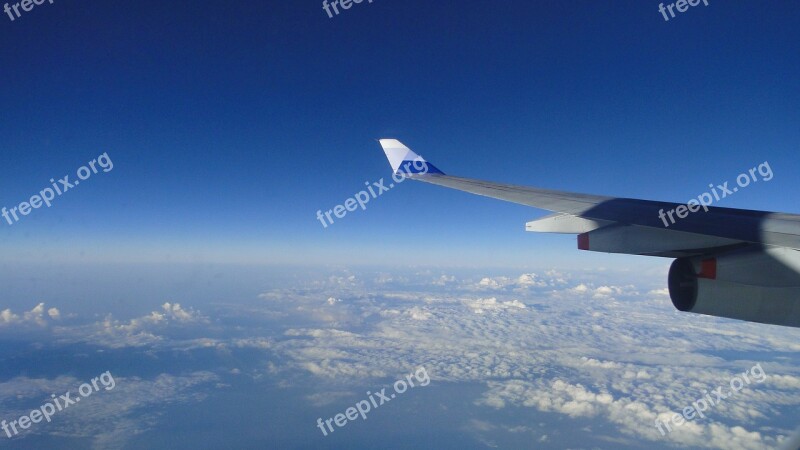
[{"x1": 1, "y1": 1, "x2": 797, "y2": 268}]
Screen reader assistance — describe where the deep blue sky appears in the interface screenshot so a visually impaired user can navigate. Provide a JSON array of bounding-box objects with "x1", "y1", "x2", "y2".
[{"x1": 1, "y1": 0, "x2": 798, "y2": 268}]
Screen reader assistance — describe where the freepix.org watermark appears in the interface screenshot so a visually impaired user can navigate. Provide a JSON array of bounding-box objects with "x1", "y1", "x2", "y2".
[
  {"x1": 3, "y1": 0, "x2": 56, "y2": 22},
  {"x1": 322, "y1": 0, "x2": 376, "y2": 19},
  {"x1": 2, "y1": 152, "x2": 114, "y2": 226},
  {"x1": 316, "y1": 159, "x2": 429, "y2": 228},
  {"x1": 658, "y1": 161, "x2": 772, "y2": 228},
  {"x1": 654, "y1": 363, "x2": 766, "y2": 436},
  {"x1": 1, "y1": 371, "x2": 116, "y2": 438},
  {"x1": 315, "y1": 366, "x2": 430, "y2": 436},
  {"x1": 658, "y1": 0, "x2": 709, "y2": 22}
]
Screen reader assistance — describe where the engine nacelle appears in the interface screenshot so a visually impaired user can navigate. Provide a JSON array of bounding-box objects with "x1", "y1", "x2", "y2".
[{"x1": 668, "y1": 248, "x2": 800, "y2": 327}]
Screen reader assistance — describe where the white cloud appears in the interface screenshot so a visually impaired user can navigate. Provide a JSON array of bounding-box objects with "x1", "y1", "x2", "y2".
[
  {"x1": 47, "y1": 307, "x2": 60, "y2": 319},
  {"x1": 516, "y1": 273, "x2": 548, "y2": 287},
  {"x1": 161, "y1": 302, "x2": 207, "y2": 323},
  {"x1": 478, "y1": 277, "x2": 502, "y2": 288},
  {"x1": 0, "y1": 303, "x2": 60, "y2": 328},
  {"x1": 465, "y1": 297, "x2": 526, "y2": 314},
  {"x1": 0, "y1": 308, "x2": 19, "y2": 324},
  {"x1": 407, "y1": 306, "x2": 431, "y2": 320}
]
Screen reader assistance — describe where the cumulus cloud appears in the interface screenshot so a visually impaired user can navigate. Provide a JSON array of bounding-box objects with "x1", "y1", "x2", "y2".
[
  {"x1": 407, "y1": 306, "x2": 432, "y2": 320},
  {"x1": 0, "y1": 303, "x2": 60, "y2": 327},
  {"x1": 465, "y1": 297, "x2": 526, "y2": 314},
  {"x1": 44, "y1": 302, "x2": 214, "y2": 348},
  {"x1": 478, "y1": 277, "x2": 504, "y2": 289},
  {"x1": 0, "y1": 308, "x2": 18, "y2": 324},
  {"x1": 160, "y1": 302, "x2": 207, "y2": 323},
  {"x1": 432, "y1": 274, "x2": 456, "y2": 286},
  {"x1": 474, "y1": 272, "x2": 561, "y2": 291},
  {"x1": 516, "y1": 273, "x2": 548, "y2": 287},
  {"x1": 476, "y1": 378, "x2": 778, "y2": 449}
]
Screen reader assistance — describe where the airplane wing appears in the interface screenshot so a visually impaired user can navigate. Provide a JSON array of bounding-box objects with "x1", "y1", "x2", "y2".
[{"x1": 378, "y1": 139, "x2": 800, "y2": 328}]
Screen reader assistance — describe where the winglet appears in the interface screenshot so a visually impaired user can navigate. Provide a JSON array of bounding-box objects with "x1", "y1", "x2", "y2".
[{"x1": 378, "y1": 139, "x2": 444, "y2": 175}]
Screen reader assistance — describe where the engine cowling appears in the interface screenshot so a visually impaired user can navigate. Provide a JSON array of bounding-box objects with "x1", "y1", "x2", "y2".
[{"x1": 668, "y1": 247, "x2": 800, "y2": 327}]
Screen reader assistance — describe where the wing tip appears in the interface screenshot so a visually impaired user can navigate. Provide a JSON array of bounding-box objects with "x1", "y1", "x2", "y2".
[{"x1": 377, "y1": 138, "x2": 444, "y2": 175}]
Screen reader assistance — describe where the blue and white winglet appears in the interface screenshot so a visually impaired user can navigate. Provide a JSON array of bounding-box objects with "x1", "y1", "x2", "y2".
[{"x1": 378, "y1": 139, "x2": 444, "y2": 175}]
